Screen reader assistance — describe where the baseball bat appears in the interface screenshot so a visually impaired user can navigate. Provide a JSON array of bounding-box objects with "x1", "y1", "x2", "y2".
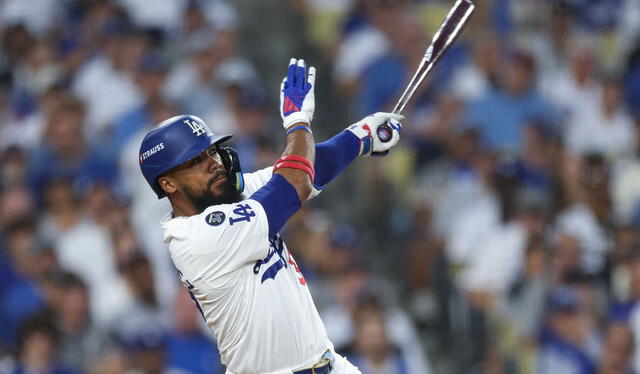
[{"x1": 377, "y1": 0, "x2": 475, "y2": 142}]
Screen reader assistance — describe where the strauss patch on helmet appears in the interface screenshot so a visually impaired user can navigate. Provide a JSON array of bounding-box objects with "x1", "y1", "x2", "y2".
[{"x1": 139, "y1": 142, "x2": 165, "y2": 163}]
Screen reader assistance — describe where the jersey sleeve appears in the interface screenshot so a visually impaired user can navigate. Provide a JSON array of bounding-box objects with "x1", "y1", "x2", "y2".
[
  {"x1": 243, "y1": 130, "x2": 360, "y2": 198},
  {"x1": 250, "y1": 174, "x2": 301, "y2": 237},
  {"x1": 190, "y1": 199, "x2": 271, "y2": 273},
  {"x1": 242, "y1": 166, "x2": 274, "y2": 196},
  {"x1": 313, "y1": 130, "x2": 360, "y2": 189}
]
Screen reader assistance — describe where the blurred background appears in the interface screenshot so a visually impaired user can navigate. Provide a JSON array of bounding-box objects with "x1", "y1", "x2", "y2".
[{"x1": 1, "y1": 0, "x2": 640, "y2": 373}]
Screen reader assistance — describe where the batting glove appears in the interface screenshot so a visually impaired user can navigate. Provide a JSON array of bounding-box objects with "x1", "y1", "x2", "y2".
[
  {"x1": 280, "y1": 58, "x2": 316, "y2": 130},
  {"x1": 346, "y1": 112, "x2": 404, "y2": 156}
]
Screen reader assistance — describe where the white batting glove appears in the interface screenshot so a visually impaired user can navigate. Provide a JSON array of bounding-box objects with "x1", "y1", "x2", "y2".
[
  {"x1": 280, "y1": 58, "x2": 316, "y2": 130},
  {"x1": 346, "y1": 112, "x2": 404, "y2": 156}
]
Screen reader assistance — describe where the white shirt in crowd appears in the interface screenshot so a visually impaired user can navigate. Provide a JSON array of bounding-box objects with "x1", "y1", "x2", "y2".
[
  {"x1": 563, "y1": 103, "x2": 636, "y2": 160},
  {"x1": 72, "y1": 56, "x2": 143, "y2": 138},
  {"x1": 333, "y1": 25, "x2": 390, "y2": 83}
]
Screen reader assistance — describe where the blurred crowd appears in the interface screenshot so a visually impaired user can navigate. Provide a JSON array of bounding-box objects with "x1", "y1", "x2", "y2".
[{"x1": 1, "y1": 0, "x2": 640, "y2": 373}]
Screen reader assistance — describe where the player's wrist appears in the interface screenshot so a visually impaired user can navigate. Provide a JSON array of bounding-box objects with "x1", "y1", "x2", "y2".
[
  {"x1": 346, "y1": 123, "x2": 373, "y2": 156},
  {"x1": 282, "y1": 112, "x2": 312, "y2": 130},
  {"x1": 285, "y1": 124, "x2": 312, "y2": 136}
]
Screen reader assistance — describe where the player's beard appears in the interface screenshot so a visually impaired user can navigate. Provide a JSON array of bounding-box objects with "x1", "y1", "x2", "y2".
[{"x1": 183, "y1": 174, "x2": 243, "y2": 214}]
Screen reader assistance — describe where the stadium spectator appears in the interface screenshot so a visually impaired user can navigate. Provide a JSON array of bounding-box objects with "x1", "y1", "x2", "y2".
[
  {"x1": 121, "y1": 328, "x2": 178, "y2": 374},
  {"x1": 91, "y1": 350, "x2": 126, "y2": 374},
  {"x1": 0, "y1": 0, "x2": 59, "y2": 36},
  {"x1": 322, "y1": 273, "x2": 431, "y2": 373},
  {"x1": 38, "y1": 177, "x2": 125, "y2": 327},
  {"x1": 108, "y1": 251, "x2": 171, "y2": 341},
  {"x1": 449, "y1": 32, "x2": 502, "y2": 103},
  {"x1": 163, "y1": 23, "x2": 255, "y2": 135},
  {"x1": 465, "y1": 49, "x2": 551, "y2": 152},
  {"x1": 461, "y1": 186, "x2": 549, "y2": 297},
  {"x1": 527, "y1": 2, "x2": 574, "y2": 85},
  {"x1": 506, "y1": 235, "x2": 550, "y2": 341},
  {"x1": 110, "y1": 53, "x2": 171, "y2": 155},
  {"x1": 0, "y1": 184, "x2": 33, "y2": 229},
  {"x1": 347, "y1": 297, "x2": 409, "y2": 374},
  {"x1": 553, "y1": 154, "x2": 611, "y2": 274},
  {"x1": 333, "y1": 0, "x2": 404, "y2": 98},
  {"x1": 165, "y1": 289, "x2": 223, "y2": 374},
  {"x1": 353, "y1": 11, "x2": 427, "y2": 116},
  {"x1": 537, "y1": 287, "x2": 598, "y2": 374},
  {"x1": 598, "y1": 321, "x2": 635, "y2": 374},
  {"x1": 0, "y1": 218, "x2": 45, "y2": 350},
  {"x1": 71, "y1": 24, "x2": 147, "y2": 137},
  {"x1": 27, "y1": 94, "x2": 117, "y2": 201},
  {"x1": 11, "y1": 313, "x2": 79, "y2": 374},
  {"x1": 54, "y1": 273, "x2": 111, "y2": 374},
  {"x1": 541, "y1": 35, "x2": 601, "y2": 123},
  {"x1": 563, "y1": 75, "x2": 637, "y2": 159}
]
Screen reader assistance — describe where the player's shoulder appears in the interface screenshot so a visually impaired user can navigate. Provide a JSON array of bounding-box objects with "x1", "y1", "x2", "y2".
[
  {"x1": 197, "y1": 199, "x2": 266, "y2": 228},
  {"x1": 162, "y1": 200, "x2": 268, "y2": 260},
  {"x1": 162, "y1": 199, "x2": 266, "y2": 242}
]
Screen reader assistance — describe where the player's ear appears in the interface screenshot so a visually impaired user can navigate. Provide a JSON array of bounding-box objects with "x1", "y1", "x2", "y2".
[{"x1": 158, "y1": 175, "x2": 178, "y2": 195}]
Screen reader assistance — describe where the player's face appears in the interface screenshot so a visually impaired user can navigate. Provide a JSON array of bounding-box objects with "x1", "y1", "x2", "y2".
[{"x1": 170, "y1": 146, "x2": 242, "y2": 212}]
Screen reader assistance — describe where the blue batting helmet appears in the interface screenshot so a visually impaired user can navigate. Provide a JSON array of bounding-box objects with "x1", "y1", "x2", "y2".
[{"x1": 139, "y1": 115, "x2": 233, "y2": 198}]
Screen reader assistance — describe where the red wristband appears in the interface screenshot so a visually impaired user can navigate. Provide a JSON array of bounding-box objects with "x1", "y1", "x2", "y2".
[
  {"x1": 276, "y1": 155, "x2": 314, "y2": 171},
  {"x1": 273, "y1": 161, "x2": 315, "y2": 182}
]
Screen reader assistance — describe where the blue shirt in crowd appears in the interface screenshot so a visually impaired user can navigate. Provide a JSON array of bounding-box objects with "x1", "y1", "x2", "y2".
[
  {"x1": 166, "y1": 331, "x2": 223, "y2": 374},
  {"x1": 466, "y1": 88, "x2": 550, "y2": 152}
]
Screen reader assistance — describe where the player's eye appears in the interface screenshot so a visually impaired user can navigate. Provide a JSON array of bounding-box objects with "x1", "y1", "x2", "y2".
[
  {"x1": 191, "y1": 156, "x2": 203, "y2": 165},
  {"x1": 206, "y1": 147, "x2": 218, "y2": 159}
]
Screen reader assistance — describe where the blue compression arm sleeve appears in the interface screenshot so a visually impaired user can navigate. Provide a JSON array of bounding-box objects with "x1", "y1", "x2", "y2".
[
  {"x1": 313, "y1": 130, "x2": 361, "y2": 188},
  {"x1": 252, "y1": 131, "x2": 359, "y2": 235},
  {"x1": 250, "y1": 174, "x2": 301, "y2": 237}
]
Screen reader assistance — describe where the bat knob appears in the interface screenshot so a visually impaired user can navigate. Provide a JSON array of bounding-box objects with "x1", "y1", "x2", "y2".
[{"x1": 377, "y1": 123, "x2": 393, "y2": 143}]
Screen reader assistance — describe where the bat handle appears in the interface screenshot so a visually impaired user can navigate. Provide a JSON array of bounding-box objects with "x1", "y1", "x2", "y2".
[
  {"x1": 377, "y1": 123, "x2": 393, "y2": 143},
  {"x1": 376, "y1": 108, "x2": 402, "y2": 143}
]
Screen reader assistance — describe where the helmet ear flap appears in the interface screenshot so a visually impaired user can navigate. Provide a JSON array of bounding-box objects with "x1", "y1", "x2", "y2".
[{"x1": 217, "y1": 147, "x2": 244, "y2": 193}]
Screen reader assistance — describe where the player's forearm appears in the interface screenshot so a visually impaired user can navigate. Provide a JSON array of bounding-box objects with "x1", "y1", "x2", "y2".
[
  {"x1": 274, "y1": 127, "x2": 315, "y2": 201},
  {"x1": 313, "y1": 130, "x2": 361, "y2": 188},
  {"x1": 251, "y1": 126, "x2": 314, "y2": 237}
]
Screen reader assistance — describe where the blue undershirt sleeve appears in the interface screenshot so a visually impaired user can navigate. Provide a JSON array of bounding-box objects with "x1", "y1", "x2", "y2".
[
  {"x1": 313, "y1": 130, "x2": 361, "y2": 188},
  {"x1": 251, "y1": 130, "x2": 360, "y2": 235},
  {"x1": 250, "y1": 174, "x2": 301, "y2": 237}
]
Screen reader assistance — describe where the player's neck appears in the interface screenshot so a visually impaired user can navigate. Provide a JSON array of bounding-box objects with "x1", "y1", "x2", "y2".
[{"x1": 169, "y1": 197, "x2": 202, "y2": 217}]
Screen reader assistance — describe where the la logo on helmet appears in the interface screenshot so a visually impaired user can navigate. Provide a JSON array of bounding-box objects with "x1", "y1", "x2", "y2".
[{"x1": 184, "y1": 118, "x2": 206, "y2": 136}]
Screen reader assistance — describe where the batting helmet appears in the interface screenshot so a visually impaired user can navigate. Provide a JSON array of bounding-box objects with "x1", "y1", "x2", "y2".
[{"x1": 139, "y1": 115, "x2": 244, "y2": 198}]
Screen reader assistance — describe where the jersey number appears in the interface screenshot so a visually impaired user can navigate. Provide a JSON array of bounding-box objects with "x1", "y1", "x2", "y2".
[
  {"x1": 288, "y1": 253, "x2": 306, "y2": 286},
  {"x1": 229, "y1": 204, "x2": 255, "y2": 225}
]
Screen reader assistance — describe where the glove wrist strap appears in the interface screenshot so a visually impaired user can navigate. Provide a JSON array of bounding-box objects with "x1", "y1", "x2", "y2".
[
  {"x1": 285, "y1": 125, "x2": 312, "y2": 136},
  {"x1": 283, "y1": 112, "x2": 312, "y2": 129},
  {"x1": 346, "y1": 124, "x2": 373, "y2": 156}
]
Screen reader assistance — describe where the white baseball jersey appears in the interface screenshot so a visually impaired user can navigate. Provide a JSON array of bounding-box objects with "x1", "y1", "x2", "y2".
[{"x1": 161, "y1": 167, "x2": 332, "y2": 374}]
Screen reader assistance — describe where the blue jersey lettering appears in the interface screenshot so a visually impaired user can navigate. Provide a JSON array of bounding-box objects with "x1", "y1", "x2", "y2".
[
  {"x1": 178, "y1": 271, "x2": 205, "y2": 319},
  {"x1": 253, "y1": 236, "x2": 287, "y2": 283},
  {"x1": 229, "y1": 204, "x2": 256, "y2": 225}
]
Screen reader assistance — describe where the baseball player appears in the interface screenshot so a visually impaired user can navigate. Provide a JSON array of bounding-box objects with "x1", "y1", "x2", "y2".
[{"x1": 138, "y1": 58, "x2": 403, "y2": 374}]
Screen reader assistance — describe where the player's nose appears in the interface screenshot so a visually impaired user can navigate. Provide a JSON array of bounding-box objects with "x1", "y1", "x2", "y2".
[{"x1": 206, "y1": 154, "x2": 224, "y2": 174}]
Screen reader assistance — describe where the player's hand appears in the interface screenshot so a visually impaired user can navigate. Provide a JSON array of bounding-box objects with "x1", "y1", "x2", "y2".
[
  {"x1": 346, "y1": 112, "x2": 404, "y2": 156},
  {"x1": 280, "y1": 58, "x2": 316, "y2": 130}
]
